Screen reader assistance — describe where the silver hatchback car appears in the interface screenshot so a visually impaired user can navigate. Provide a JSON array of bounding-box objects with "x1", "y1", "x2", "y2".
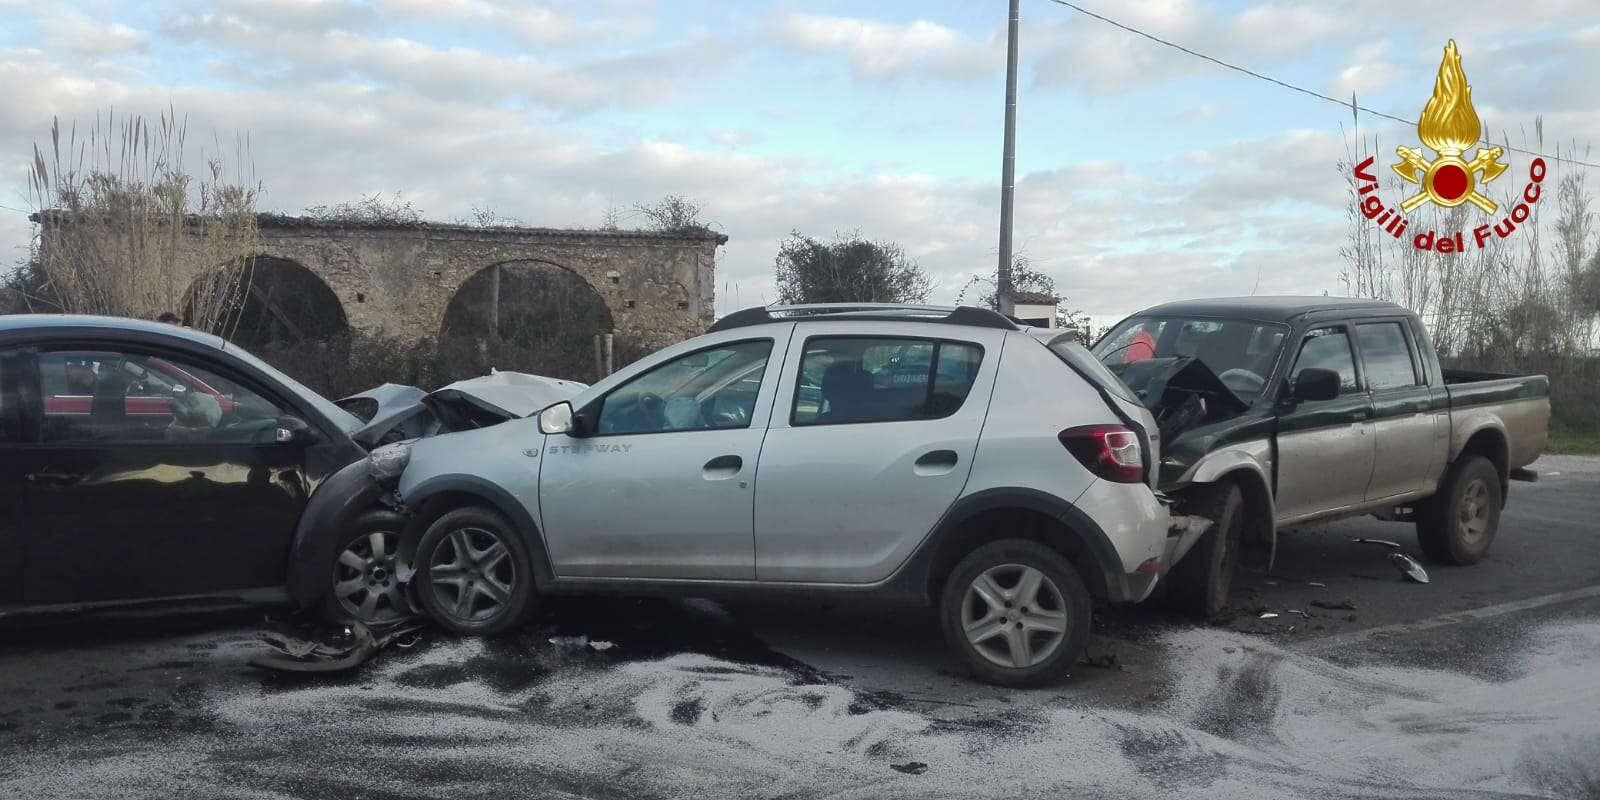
[{"x1": 387, "y1": 304, "x2": 1177, "y2": 685}]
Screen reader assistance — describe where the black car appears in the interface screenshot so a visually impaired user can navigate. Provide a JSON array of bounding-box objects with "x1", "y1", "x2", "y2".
[{"x1": 0, "y1": 315, "x2": 413, "y2": 622}]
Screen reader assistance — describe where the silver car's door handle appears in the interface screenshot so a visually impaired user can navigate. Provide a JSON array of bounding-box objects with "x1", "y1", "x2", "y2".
[
  {"x1": 702, "y1": 454, "x2": 742, "y2": 480},
  {"x1": 913, "y1": 450, "x2": 959, "y2": 476}
]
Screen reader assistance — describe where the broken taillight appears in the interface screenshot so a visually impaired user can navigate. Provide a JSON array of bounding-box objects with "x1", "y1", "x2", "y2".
[{"x1": 1059, "y1": 424, "x2": 1144, "y2": 484}]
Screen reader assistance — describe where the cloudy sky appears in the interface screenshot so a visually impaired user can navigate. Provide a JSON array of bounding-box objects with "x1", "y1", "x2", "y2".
[{"x1": 2, "y1": 0, "x2": 1597, "y2": 324}]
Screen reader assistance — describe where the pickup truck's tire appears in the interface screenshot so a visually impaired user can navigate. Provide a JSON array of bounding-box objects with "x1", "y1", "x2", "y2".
[
  {"x1": 939, "y1": 539, "x2": 1091, "y2": 688},
  {"x1": 1166, "y1": 482, "x2": 1243, "y2": 619},
  {"x1": 413, "y1": 506, "x2": 538, "y2": 635},
  {"x1": 1416, "y1": 455, "x2": 1501, "y2": 565}
]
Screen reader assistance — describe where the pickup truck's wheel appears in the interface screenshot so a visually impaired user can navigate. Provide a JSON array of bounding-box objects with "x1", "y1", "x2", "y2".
[
  {"x1": 1416, "y1": 455, "x2": 1501, "y2": 565},
  {"x1": 413, "y1": 507, "x2": 537, "y2": 635},
  {"x1": 939, "y1": 539, "x2": 1090, "y2": 687},
  {"x1": 1166, "y1": 482, "x2": 1243, "y2": 619},
  {"x1": 320, "y1": 510, "x2": 411, "y2": 624}
]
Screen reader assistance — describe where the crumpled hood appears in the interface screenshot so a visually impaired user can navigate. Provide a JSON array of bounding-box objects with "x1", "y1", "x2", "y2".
[
  {"x1": 344, "y1": 371, "x2": 587, "y2": 447},
  {"x1": 424, "y1": 371, "x2": 587, "y2": 420},
  {"x1": 1110, "y1": 356, "x2": 1248, "y2": 416}
]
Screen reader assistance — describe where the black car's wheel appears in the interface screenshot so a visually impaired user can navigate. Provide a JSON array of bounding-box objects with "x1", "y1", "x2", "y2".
[
  {"x1": 1166, "y1": 482, "x2": 1243, "y2": 619},
  {"x1": 321, "y1": 511, "x2": 411, "y2": 624},
  {"x1": 939, "y1": 539, "x2": 1091, "y2": 688},
  {"x1": 413, "y1": 507, "x2": 537, "y2": 635},
  {"x1": 1416, "y1": 455, "x2": 1501, "y2": 565}
]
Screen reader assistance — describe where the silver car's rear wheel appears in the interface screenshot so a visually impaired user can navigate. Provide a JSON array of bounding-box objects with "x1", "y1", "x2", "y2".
[
  {"x1": 940, "y1": 539, "x2": 1091, "y2": 687},
  {"x1": 960, "y1": 564, "x2": 1069, "y2": 669}
]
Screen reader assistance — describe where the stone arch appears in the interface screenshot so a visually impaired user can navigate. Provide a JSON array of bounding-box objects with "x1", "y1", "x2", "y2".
[
  {"x1": 439, "y1": 259, "x2": 615, "y2": 383},
  {"x1": 185, "y1": 255, "x2": 349, "y2": 350}
]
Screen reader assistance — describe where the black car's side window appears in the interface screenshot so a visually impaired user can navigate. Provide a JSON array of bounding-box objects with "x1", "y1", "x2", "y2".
[
  {"x1": 1291, "y1": 327, "x2": 1360, "y2": 395},
  {"x1": 0, "y1": 349, "x2": 23, "y2": 444},
  {"x1": 39, "y1": 350, "x2": 287, "y2": 444}
]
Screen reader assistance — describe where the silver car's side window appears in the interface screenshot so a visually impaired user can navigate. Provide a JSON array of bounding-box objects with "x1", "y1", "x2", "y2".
[
  {"x1": 595, "y1": 339, "x2": 773, "y2": 435},
  {"x1": 792, "y1": 337, "x2": 983, "y2": 426}
]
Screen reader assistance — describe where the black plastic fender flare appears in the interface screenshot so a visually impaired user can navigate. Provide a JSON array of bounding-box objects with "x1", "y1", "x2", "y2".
[
  {"x1": 286, "y1": 459, "x2": 397, "y2": 609},
  {"x1": 399, "y1": 474, "x2": 557, "y2": 589}
]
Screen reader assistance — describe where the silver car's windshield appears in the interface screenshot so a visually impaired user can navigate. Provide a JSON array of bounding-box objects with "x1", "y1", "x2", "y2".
[{"x1": 1092, "y1": 316, "x2": 1289, "y2": 400}]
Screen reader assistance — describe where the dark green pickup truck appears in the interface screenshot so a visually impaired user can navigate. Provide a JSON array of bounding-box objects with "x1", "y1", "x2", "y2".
[{"x1": 1091, "y1": 296, "x2": 1550, "y2": 615}]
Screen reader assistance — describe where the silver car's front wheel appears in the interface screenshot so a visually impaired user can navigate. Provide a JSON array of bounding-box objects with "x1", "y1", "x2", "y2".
[
  {"x1": 413, "y1": 506, "x2": 537, "y2": 636},
  {"x1": 941, "y1": 539, "x2": 1091, "y2": 687},
  {"x1": 961, "y1": 564, "x2": 1070, "y2": 668}
]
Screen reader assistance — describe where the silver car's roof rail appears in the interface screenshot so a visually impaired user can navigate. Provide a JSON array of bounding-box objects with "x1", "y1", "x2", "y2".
[{"x1": 707, "y1": 303, "x2": 1020, "y2": 333}]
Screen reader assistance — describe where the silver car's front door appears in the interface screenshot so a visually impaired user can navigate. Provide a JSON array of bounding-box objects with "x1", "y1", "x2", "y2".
[
  {"x1": 753, "y1": 324, "x2": 1003, "y2": 583},
  {"x1": 538, "y1": 333, "x2": 791, "y2": 580}
]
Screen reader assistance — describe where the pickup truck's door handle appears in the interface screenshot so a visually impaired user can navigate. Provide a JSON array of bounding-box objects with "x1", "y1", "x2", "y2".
[
  {"x1": 914, "y1": 449, "x2": 959, "y2": 476},
  {"x1": 25, "y1": 469, "x2": 82, "y2": 486},
  {"x1": 702, "y1": 454, "x2": 742, "y2": 480}
]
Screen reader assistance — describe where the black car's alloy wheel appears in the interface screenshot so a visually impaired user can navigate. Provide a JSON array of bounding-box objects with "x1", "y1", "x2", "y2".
[{"x1": 322, "y1": 511, "x2": 411, "y2": 623}]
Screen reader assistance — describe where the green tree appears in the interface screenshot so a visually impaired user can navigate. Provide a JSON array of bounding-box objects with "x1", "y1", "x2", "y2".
[{"x1": 773, "y1": 231, "x2": 931, "y2": 305}]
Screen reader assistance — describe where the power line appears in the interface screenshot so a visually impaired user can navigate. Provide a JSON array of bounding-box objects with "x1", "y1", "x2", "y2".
[{"x1": 1044, "y1": 0, "x2": 1600, "y2": 171}]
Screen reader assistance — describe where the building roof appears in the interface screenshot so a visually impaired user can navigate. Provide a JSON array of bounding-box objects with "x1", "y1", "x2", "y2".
[
  {"x1": 31, "y1": 210, "x2": 729, "y2": 245},
  {"x1": 1131, "y1": 295, "x2": 1406, "y2": 323},
  {"x1": 1005, "y1": 290, "x2": 1058, "y2": 305}
]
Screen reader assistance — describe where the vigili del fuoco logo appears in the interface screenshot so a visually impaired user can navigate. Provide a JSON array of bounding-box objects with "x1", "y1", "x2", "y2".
[{"x1": 1351, "y1": 39, "x2": 1545, "y2": 253}]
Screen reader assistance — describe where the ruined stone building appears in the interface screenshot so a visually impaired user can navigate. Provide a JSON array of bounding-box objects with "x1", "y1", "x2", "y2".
[{"x1": 29, "y1": 213, "x2": 725, "y2": 385}]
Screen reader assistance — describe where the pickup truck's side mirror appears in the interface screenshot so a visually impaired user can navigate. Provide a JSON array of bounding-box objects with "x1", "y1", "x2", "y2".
[{"x1": 1289, "y1": 368, "x2": 1341, "y2": 403}]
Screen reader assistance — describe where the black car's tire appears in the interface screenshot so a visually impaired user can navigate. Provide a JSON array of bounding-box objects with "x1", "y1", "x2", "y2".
[
  {"x1": 320, "y1": 510, "x2": 411, "y2": 624},
  {"x1": 1416, "y1": 455, "x2": 1501, "y2": 565},
  {"x1": 939, "y1": 539, "x2": 1091, "y2": 688},
  {"x1": 1166, "y1": 482, "x2": 1243, "y2": 619},
  {"x1": 413, "y1": 507, "x2": 537, "y2": 636}
]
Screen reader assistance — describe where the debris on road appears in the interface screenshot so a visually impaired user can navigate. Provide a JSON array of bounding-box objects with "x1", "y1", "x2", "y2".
[
  {"x1": 891, "y1": 762, "x2": 929, "y2": 775},
  {"x1": 1390, "y1": 553, "x2": 1431, "y2": 584},
  {"x1": 1259, "y1": 612, "x2": 1280, "y2": 619},
  {"x1": 1353, "y1": 538, "x2": 1404, "y2": 549},
  {"x1": 1285, "y1": 610, "x2": 1311, "y2": 619},
  {"x1": 1310, "y1": 599, "x2": 1358, "y2": 611},
  {"x1": 1308, "y1": 581, "x2": 1327, "y2": 588},
  {"x1": 251, "y1": 618, "x2": 427, "y2": 674}
]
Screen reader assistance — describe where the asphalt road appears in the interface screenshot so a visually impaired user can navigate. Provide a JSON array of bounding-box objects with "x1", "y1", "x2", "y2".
[{"x1": 3, "y1": 455, "x2": 1598, "y2": 799}]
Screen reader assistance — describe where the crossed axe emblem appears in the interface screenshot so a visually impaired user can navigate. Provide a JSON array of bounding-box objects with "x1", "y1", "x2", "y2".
[{"x1": 1392, "y1": 145, "x2": 1508, "y2": 214}]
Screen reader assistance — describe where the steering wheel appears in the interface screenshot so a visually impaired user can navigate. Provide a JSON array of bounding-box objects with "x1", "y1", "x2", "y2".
[{"x1": 1217, "y1": 368, "x2": 1266, "y2": 396}]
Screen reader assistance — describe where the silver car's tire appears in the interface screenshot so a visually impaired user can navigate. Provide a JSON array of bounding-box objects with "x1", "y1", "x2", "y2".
[
  {"x1": 939, "y1": 539, "x2": 1090, "y2": 687},
  {"x1": 413, "y1": 507, "x2": 537, "y2": 636}
]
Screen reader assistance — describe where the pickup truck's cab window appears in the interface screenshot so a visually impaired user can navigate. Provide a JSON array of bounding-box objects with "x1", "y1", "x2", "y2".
[
  {"x1": 1357, "y1": 323, "x2": 1421, "y2": 390},
  {"x1": 1291, "y1": 328, "x2": 1360, "y2": 395},
  {"x1": 792, "y1": 337, "x2": 982, "y2": 425},
  {"x1": 597, "y1": 340, "x2": 772, "y2": 435}
]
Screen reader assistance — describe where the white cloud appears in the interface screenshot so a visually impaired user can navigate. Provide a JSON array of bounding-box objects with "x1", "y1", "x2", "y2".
[
  {"x1": 771, "y1": 13, "x2": 1002, "y2": 82},
  {"x1": 36, "y1": 9, "x2": 145, "y2": 58}
]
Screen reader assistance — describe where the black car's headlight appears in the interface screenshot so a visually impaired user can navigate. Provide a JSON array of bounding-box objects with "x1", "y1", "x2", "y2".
[{"x1": 367, "y1": 440, "x2": 414, "y2": 482}]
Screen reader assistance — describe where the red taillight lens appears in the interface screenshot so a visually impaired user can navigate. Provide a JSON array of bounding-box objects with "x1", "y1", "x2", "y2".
[{"x1": 1059, "y1": 424, "x2": 1144, "y2": 483}]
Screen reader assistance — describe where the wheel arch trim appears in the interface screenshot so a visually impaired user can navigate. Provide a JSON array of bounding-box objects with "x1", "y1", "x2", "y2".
[{"x1": 401, "y1": 474, "x2": 556, "y2": 588}]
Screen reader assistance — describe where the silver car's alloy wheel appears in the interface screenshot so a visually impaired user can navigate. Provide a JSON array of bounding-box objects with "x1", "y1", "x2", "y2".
[
  {"x1": 334, "y1": 530, "x2": 406, "y2": 621},
  {"x1": 1459, "y1": 478, "x2": 1491, "y2": 544},
  {"x1": 428, "y1": 527, "x2": 517, "y2": 623},
  {"x1": 961, "y1": 563, "x2": 1069, "y2": 669}
]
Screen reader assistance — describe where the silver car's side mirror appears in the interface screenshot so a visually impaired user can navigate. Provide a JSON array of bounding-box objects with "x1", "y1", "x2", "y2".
[{"x1": 538, "y1": 402, "x2": 574, "y2": 435}]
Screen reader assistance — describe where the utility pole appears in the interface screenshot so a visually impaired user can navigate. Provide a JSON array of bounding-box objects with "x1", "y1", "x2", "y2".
[{"x1": 996, "y1": 0, "x2": 1020, "y2": 304}]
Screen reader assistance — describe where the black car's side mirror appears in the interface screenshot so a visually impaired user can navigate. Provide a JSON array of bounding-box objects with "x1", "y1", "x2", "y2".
[
  {"x1": 274, "y1": 415, "x2": 319, "y2": 445},
  {"x1": 1288, "y1": 368, "x2": 1341, "y2": 403}
]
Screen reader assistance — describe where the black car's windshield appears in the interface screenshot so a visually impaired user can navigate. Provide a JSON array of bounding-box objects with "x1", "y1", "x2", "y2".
[{"x1": 1092, "y1": 316, "x2": 1289, "y2": 400}]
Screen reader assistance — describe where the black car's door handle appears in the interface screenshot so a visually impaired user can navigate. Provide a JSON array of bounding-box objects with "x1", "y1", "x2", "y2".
[
  {"x1": 25, "y1": 470, "x2": 82, "y2": 486},
  {"x1": 702, "y1": 454, "x2": 742, "y2": 479}
]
